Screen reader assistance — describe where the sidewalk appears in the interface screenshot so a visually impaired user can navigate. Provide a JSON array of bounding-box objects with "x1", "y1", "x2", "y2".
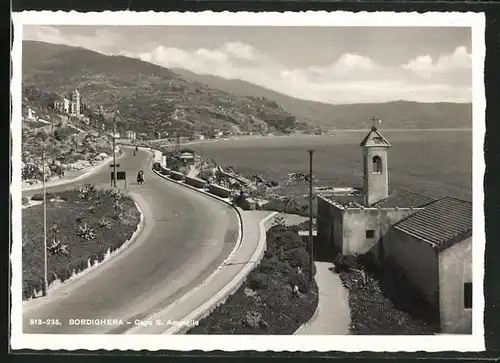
[
  {"x1": 295, "y1": 261, "x2": 351, "y2": 335},
  {"x1": 21, "y1": 150, "x2": 124, "y2": 192},
  {"x1": 124, "y1": 210, "x2": 274, "y2": 334}
]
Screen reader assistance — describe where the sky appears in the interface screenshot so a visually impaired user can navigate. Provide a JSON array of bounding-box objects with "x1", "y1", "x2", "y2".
[{"x1": 23, "y1": 25, "x2": 473, "y2": 104}]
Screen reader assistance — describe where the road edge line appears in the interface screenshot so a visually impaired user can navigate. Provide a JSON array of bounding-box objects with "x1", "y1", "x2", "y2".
[
  {"x1": 164, "y1": 210, "x2": 278, "y2": 334},
  {"x1": 122, "y1": 147, "x2": 251, "y2": 333}
]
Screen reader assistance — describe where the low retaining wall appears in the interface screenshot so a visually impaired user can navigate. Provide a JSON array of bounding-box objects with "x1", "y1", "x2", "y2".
[
  {"x1": 208, "y1": 183, "x2": 232, "y2": 199},
  {"x1": 160, "y1": 167, "x2": 171, "y2": 176},
  {"x1": 169, "y1": 170, "x2": 185, "y2": 181},
  {"x1": 185, "y1": 176, "x2": 207, "y2": 189},
  {"x1": 240, "y1": 197, "x2": 257, "y2": 211},
  {"x1": 171, "y1": 211, "x2": 278, "y2": 334}
]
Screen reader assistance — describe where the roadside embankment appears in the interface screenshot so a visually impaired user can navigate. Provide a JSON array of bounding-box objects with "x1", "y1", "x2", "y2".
[
  {"x1": 22, "y1": 148, "x2": 124, "y2": 192},
  {"x1": 22, "y1": 185, "x2": 142, "y2": 300},
  {"x1": 334, "y1": 254, "x2": 439, "y2": 334},
  {"x1": 187, "y1": 222, "x2": 318, "y2": 334}
]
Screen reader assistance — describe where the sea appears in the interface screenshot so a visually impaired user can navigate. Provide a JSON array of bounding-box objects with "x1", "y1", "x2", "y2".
[{"x1": 179, "y1": 130, "x2": 473, "y2": 201}]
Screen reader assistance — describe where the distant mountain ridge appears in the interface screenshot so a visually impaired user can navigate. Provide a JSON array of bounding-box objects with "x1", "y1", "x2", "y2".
[
  {"x1": 173, "y1": 68, "x2": 473, "y2": 130},
  {"x1": 22, "y1": 41, "x2": 312, "y2": 136}
]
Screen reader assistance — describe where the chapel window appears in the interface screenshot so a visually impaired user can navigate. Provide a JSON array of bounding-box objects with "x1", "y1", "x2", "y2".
[{"x1": 372, "y1": 156, "x2": 382, "y2": 174}]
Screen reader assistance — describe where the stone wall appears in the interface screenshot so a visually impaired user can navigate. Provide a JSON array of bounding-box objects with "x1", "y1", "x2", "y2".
[
  {"x1": 170, "y1": 170, "x2": 185, "y2": 181},
  {"x1": 185, "y1": 176, "x2": 207, "y2": 189},
  {"x1": 208, "y1": 183, "x2": 232, "y2": 199},
  {"x1": 341, "y1": 208, "x2": 418, "y2": 255}
]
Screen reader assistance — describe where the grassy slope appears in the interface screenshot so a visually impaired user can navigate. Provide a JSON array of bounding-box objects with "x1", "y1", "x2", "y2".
[
  {"x1": 188, "y1": 225, "x2": 318, "y2": 335},
  {"x1": 174, "y1": 68, "x2": 472, "y2": 130},
  {"x1": 22, "y1": 187, "x2": 140, "y2": 300}
]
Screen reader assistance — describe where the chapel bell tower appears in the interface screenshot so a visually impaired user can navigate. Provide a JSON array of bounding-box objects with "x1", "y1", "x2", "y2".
[{"x1": 359, "y1": 119, "x2": 391, "y2": 206}]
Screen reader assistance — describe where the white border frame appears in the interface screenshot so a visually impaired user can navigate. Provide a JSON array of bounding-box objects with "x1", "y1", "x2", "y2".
[{"x1": 10, "y1": 11, "x2": 486, "y2": 352}]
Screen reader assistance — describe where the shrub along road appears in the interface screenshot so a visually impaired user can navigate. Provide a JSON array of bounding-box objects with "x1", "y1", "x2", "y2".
[
  {"x1": 22, "y1": 148, "x2": 239, "y2": 334},
  {"x1": 22, "y1": 187, "x2": 141, "y2": 301}
]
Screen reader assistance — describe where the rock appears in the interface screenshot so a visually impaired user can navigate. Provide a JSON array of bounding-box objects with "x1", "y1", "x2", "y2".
[
  {"x1": 98, "y1": 152, "x2": 108, "y2": 159},
  {"x1": 68, "y1": 159, "x2": 92, "y2": 170},
  {"x1": 94, "y1": 155, "x2": 103, "y2": 161}
]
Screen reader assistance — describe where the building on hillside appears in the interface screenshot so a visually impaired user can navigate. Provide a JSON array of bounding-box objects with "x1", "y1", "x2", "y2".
[
  {"x1": 53, "y1": 89, "x2": 82, "y2": 118},
  {"x1": 177, "y1": 150, "x2": 195, "y2": 164},
  {"x1": 107, "y1": 131, "x2": 121, "y2": 139},
  {"x1": 54, "y1": 96, "x2": 70, "y2": 114},
  {"x1": 26, "y1": 107, "x2": 36, "y2": 120},
  {"x1": 316, "y1": 124, "x2": 473, "y2": 334},
  {"x1": 70, "y1": 89, "x2": 81, "y2": 117},
  {"x1": 126, "y1": 130, "x2": 137, "y2": 140}
]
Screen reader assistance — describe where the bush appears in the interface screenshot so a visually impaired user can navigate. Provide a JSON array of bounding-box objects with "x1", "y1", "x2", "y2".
[
  {"x1": 53, "y1": 127, "x2": 74, "y2": 142},
  {"x1": 49, "y1": 163, "x2": 65, "y2": 177},
  {"x1": 288, "y1": 271, "x2": 310, "y2": 294},
  {"x1": 78, "y1": 184, "x2": 96, "y2": 200},
  {"x1": 22, "y1": 163, "x2": 43, "y2": 181},
  {"x1": 266, "y1": 229, "x2": 305, "y2": 258},
  {"x1": 113, "y1": 199, "x2": 124, "y2": 220},
  {"x1": 98, "y1": 217, "x2": 112, "y2": 230},
  {"x1": 22, "y1": 187, "x2": 141, "y2": 300},
  {"x1": 198, "y1": 169, "x2": 214, "y2": 182},
  {"x1": 22, "y1": 197, "x2": 29, "y2": 205},
  {"x1": 333, "y1": 253, "x2": 362, "y2": 272},
  {"x1": 31, "y1": 192, "x2": 56, "y2": 201},
  {"x1": 247, "y1": 271, "x2": 268, "y2": 290},
  {"x1": 284, "y1": 248, "x2": 316, "y2": 276},
  {"x1": 152, "y1": 162, "x2": 161, "y2": 171},
  {"x1": 77, "y1": 223, "x2": 95, "y2": 240},
  {"x1": 34, "y1": 130, "x2": 48, "y2": 141},
  {"x1": 255, "y1": 258, "x2": 292, "y2": 275}
]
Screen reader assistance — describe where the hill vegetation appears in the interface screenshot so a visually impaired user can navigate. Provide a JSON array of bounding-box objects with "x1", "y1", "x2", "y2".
[
  {"x1": 174, "y1": 69, "x2": 473, "y2": 130},
  {"x1": 22, "y1": 41, "x2": 312, "y2": 136}
]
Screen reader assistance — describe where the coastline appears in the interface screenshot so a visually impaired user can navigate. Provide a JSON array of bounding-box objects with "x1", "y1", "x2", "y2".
[{"x1": 132, "y1": 127, "x2": 472, "y2": 149}]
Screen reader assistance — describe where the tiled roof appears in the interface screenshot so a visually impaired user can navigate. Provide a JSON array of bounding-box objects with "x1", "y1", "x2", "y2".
[
  {"x1": 359, "y1": 127, "x2": 391, "y2": 148},
  {"x1": 394, "y1": 196, "x2": 472, "y2": 249},
  {"x1": 373, "y1": 189, "x2": 436, "y2": 208}
]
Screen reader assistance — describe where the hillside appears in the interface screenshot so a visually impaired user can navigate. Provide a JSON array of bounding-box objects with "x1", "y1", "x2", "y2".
[
  {"x1": 173, "y1": 69, "x2": 473, "y2": 130},
  {"x1": 22, "y1": 41, "x2": 312, "y2": 136}
]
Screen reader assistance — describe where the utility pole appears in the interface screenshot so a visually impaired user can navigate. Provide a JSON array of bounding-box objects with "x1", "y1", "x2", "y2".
[
  {"x1": 42, "y1": 149, "x2": 48, "y2": 296},
  {"x1": 51, "y1": 106, "x2": 55, "y2": 137},
  {"x1": 175, "y1": 131, "x2": 180, "y2": 154},
  {"x1": 112, "y1": 112, "x2": 118, "y2": 188},
  {"x1": 307, "y1": 149, "x2": 315, "y2": 282}
]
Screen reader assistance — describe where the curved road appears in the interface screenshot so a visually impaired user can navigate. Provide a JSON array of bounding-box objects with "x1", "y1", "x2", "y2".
[{"x1": 22, "y1": 148, "x2": 239, "y2": 334}]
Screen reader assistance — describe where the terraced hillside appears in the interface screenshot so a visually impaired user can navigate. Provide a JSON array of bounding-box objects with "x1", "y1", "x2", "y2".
[{"x1": 22, "y1": 41, "x2": 312, "y2": 136}]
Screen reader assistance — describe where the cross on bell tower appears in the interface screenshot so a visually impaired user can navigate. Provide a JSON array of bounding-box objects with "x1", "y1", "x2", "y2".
[{"x1": 370, "y1": 116, "x2": 380, "y2": 130}]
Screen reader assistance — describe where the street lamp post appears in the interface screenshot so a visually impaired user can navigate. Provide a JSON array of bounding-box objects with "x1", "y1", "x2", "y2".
[
  {"x1": 112, "y1": 112, "x2": 118, "y2": 188},
  {"x1": 42, "y1": 149, "x2": 49, "y2": 296},
  {"x1": 307, "y1": 149, "x2": 315, "y2": 282}
]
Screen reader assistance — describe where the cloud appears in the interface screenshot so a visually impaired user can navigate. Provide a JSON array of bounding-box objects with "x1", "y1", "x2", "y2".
[
  {"x1": 23, "y1": 26, "x2": 472, "y2": 104},
  {"x1": 402, "y1": 46, "x2": 472, "y2": 79},
  {"x1": 131, "y1": 44, "x2": 471, "y2": 103},
  {"x1": 23, "y1": 25, "x2": 121, "y2": 55}
]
